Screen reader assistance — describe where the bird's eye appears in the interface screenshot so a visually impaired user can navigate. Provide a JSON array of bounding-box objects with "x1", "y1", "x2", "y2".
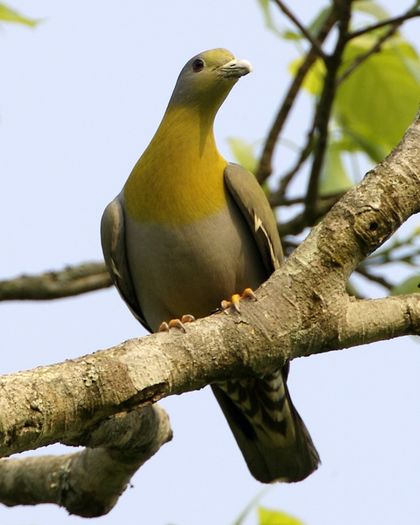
[{"x1": 192, "y1": 58, "x2": 205, "y2": 72}]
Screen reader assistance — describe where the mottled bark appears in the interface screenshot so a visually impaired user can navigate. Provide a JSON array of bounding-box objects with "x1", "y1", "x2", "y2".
[
  {"x1": 0, "y1": 263, "x2": 111, "y2": 301},
  {"x1": 0, "y1": 406, "x2": 171, "y2": 516},
  {"x1": 0, "y1": 113, "x2": 419, "y2": 515}
]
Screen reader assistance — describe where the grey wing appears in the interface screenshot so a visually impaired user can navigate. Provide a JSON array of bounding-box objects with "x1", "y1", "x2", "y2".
[
  {"x1": 100, "y1": 193, "x2": 151, "y2": 332},
  {"x1": 219, "y1": 164, "x2": 320, "y2": 483},
  {"x1": 224, "y1": 163, "x2": 283, "y2": 274}
]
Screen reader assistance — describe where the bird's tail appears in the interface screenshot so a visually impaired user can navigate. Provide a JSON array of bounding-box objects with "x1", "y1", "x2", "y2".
[{"x1": 211, "y1": 365, "x2": 319, "y2": 483}]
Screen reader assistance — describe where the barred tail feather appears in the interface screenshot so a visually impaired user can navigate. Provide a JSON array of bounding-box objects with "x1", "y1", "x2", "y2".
[{"x1": 212, "y1": 367, "x2": 320, "y2": 483}]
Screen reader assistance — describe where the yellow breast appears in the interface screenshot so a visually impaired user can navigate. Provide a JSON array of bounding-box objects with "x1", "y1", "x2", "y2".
[{"x1": 124, "y1": 105, "x2": 228, "y2": 225}]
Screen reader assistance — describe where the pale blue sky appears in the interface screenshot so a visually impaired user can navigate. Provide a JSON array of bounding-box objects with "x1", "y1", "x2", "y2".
[{"x1": 1, "y1": 1, "x2": 420, "y2": 524}]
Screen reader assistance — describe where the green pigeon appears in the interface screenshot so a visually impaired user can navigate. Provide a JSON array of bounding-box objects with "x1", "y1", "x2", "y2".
[{"x1": 101, "y1": 48, "x2": 320, "y2": 482}]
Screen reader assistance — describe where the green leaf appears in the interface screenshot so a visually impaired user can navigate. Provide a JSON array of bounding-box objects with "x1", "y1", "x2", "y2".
[
  {"x1": 288, "y1": 57, "x2": 325, "y2": 94},
  {"x1": 338, "y1": 128, "x2": 387, "y2": 162},
  {"x1": 258, "y1": 507, "x2": 305, "y2": 525},
  {"x1": 308, "y1": 6, "x2": 333, "y2": 36},
  {"x1": 319, "y1": 142, "x2": 354, "y2": 195},
  {"x1": 0, "y1": 3, "x2": 38, "y2": 26},
  {"x1": 227, "y1": 137, "x2": 258, "y2": 173},
  {"x1": 391, "y1": 275, "x2": 420, "y2": 295},
  {"x1": 335, "y1": 35, "x2": 420, "y2": 160},
  {"x1": 281, "y1": 30, "x2": 302, "y2": 41},
  {"x1": 289, "y1": 31, "x2": 420, "y2": 162},
  {"x1": 333, "y1": 133, "x2": 364, "y2": 153},
  {"x1": 352, "y1": 1, "x2": 390, "y2": 20},
  {"x1": 283, "y1": 7, "x2": 333, "y2": 41},
  {"x1": 256, "y1": 0, "x2": 283, "y2": 37}
]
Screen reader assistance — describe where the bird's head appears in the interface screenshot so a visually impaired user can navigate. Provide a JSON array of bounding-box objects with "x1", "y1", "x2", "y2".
[{"x1": 169, "y1": 48, "x2": 252, "y2": 113}]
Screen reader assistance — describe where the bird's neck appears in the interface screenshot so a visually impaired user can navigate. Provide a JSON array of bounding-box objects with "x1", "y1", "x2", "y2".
[{"x1": 124, "y1": 104, "x2": 228, "y2": 224}]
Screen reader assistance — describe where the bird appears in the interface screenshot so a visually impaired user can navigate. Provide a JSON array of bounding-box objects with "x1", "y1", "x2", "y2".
[{"x1": 101, "y1": 48, "x2": 320, "y2": 483}]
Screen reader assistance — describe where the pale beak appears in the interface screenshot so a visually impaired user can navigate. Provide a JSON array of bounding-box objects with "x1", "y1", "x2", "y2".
[{"x1": 219, "y1": 58, "x2": 253, "y2": 79}]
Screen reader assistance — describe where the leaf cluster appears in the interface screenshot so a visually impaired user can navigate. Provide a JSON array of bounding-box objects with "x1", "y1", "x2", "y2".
[{"x1": 228, "y1": 0, "x2": 420, "y2": 297}]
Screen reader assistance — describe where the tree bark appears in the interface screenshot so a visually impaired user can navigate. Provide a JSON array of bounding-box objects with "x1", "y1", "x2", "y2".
[{"x1": 0, "y1": 112, "x2": 419, "y2": 515}]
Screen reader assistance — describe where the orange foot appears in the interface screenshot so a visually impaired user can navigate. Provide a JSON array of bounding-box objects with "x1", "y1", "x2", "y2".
[
  {"x1": 158, "y1": 314, "x2": 196, "y2": 333},
  {"x1": 221, "y1": 287, "x2": 257, "y2": 313}
]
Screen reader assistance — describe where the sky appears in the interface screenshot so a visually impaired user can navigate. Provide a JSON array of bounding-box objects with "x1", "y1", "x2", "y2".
[{"x1": 1, "y1": 1, "x2": 420, "y2": 524}]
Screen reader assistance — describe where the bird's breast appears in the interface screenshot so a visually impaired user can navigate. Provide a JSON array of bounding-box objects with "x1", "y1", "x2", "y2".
[
  {"x1": 124, "y1": 195, "x2": 266, "y2": 332},
  {"x1": 124, "y1": 122, "x2": 228, "y2": 225}
]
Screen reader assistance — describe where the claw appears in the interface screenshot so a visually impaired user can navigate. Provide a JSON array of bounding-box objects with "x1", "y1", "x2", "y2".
[
  {"x1": 159, "y1": 321, "x2": 170, "y2": 332},
  {"x1": 242, "y1": 287, "x2": 257, "y2": 301},
  {"x1": 181, "y1": 314, "x2": 196, "y2": 324},
  {"x1": 221, "y1": 288, "x2": 257, "y2": 314},
  {"x1": 231, "y1": 294, "x2": 241, "y2": 313},
  {"x1": 159, "y1": 314, "x2": 196, "y2": 334},
  {"x1": 221, "y1": 299, "x2": 231, "y2": 311},
  {"x1": 168, "y1": 318, "x2": 187, "y2": 332}
]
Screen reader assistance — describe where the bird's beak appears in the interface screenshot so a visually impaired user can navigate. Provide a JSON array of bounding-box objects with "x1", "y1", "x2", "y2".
[{"x1": 218, "y1": 58, "x2": 253, "y2": 79}]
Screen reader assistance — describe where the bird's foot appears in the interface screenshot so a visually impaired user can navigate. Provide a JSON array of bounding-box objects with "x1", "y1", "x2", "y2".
[
  {"x1": 158, "y1": 314, "x2": 196, "y2": 333},
  {"x1": 221, "y1": 287, "x2": 257, "y2": 313}
]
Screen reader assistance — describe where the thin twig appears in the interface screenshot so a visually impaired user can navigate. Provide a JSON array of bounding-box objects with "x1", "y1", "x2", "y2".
[
  {"x1": 338, "y1": 28, "x2": 398, "y2": 84},
  {"x1": 365, "y1": 235, "x2": 420, "y2": 266},
  {"x1": 256, "y1": 11, "x2": 336, "y2": 183},
  {"x1": 269, "y1": 120, "x2": 316, "y2": 205},
  {"x1": 279, "y1": 193, "x2": 341, "y2": 236},
  {"x1": 337, "y1": 3, "x2": 419, "y2": 84},
  {"x1": 347, "y1": 8, "x2": 420, "y2": 40},
  {"x1": 271, "y1": 190, "x2": 345, "y2": 207},
  {"x1": 355, "y1": 265, "x2": 393, "y2": 290},
  {"x1": 271, "y1": 0, "x2": 327, "y2": 60},
  {"x1": 0, "y1": 262, "x2": 112, "y2": 301},
  {"x1": 304, "y1": 1, "x2": 353, "y2": 223}
]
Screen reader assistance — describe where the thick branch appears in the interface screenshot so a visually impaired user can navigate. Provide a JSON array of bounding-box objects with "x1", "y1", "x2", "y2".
[
  {"x1": 0, "y1": 263, "x2": 111, "y2": 301},
  {"x1": 0, "y1": 112, "x2": 419, "y2": 460},
  {"x1": 0, "y1": 406, "x2": 171, "y2": 517},
  {"x1": 337, "y1": 295, "x2": 420, "y2": 347}
]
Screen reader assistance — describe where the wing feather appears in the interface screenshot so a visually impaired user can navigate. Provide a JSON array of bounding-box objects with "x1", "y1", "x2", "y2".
[{"x1": 100, "y1": 193, "x2": 151, "y2": 332}]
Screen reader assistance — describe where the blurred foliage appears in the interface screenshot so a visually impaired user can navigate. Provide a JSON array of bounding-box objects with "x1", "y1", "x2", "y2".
[
  {"x1": 335, "y1": 35, "x2": 420, "y2": 161},
  {"x1": 227, "y1": 138, "x2": 259, "y2": 173},
  {"x1": 257, "y1": 0, "x2": 284, "y2": 37},
  {"x1": 353, "y1": 0, "x2": 390, "y2": 20},
  {"x1": 319, "y1": 140, "x2": 353, "y2": 195},
  {"x1": 232, "y1": 495, "x2": 305, "y2": 525},
  {"x1": 391, "y1": 275, "x2": 420, "y2": 295},
  {"x1": 289, "y1": 34, "x2": 420, "y2": 162},
  {"x1": 0, "y1": 3, "x2": 38, "y2": 26},
  {"x1": 258, "y1": 507, "x2": 305, "y2": 525},
  {"x1": 229, "y1": 0, "x2": 420, "y2": 299}
]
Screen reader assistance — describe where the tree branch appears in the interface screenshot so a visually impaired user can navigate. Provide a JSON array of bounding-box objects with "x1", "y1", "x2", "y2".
[
  {"x1": 346, "y1": 5, "x2": 420, "y2": 41},
  {"x1": 0, "y1": 263, "x2": 111, "y2": 301},
  {"x1": 0, "y1": 111, "x2": 418, "y2": 463},
  {"x1": 279, "y1": 193, "x2": 341, "y2": 236},
  {"x1": 337, "y1": 3, "x2": 418, "y2": 85},
  {"x1": 256, "y1": 11, "x2": 336, "y2": 183},
  {"x1": 0, "y1": 405, "x2": 171, "y2": 517},
  {"x1": 268, "y1": 119, "x2": 316, "y2": 205},
  {"x1": 271, "y1": 0, "x2": 327, "y2": 60},
  {"x1": 337, "y1": 295, "x2": 420, "y2": 348},
  {"x1": 304, "y1": 0, "x2": 353, "y2": 222},
  {"x1": 355, "y1": 265, "x2": 393, "y2": 291}
]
